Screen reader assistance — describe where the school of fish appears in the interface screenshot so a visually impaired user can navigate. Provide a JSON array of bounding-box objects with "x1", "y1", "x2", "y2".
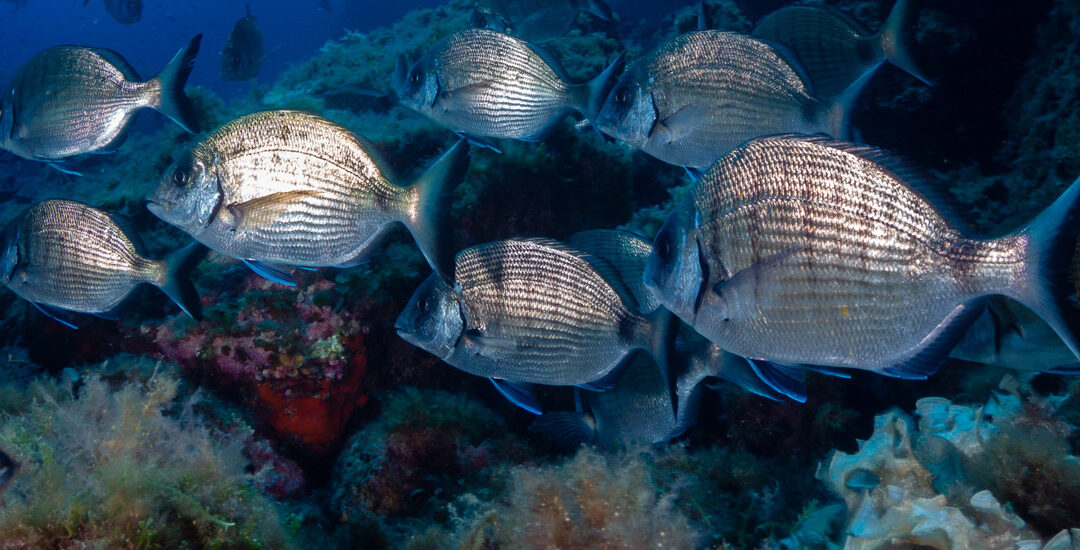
[{"x1": 3, "y1": 0, "x2": 1079, "y2": 450}]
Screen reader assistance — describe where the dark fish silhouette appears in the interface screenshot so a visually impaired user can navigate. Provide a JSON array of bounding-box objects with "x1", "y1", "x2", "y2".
[
  {"x1": 221, "y1": 3, "x2": 264, "y2": 81},
  {"x1": 83, "y1": 0, "x2": 143, "y2": 25},
  {"x1": 474, "y1": 0, "x2": 614, "y2": 43},
  {"x1": 0, "y1": 35, "x2": 202, "y2": 173},
  {"x1": 0, "y1": 447, "x2": 16, "y2": 495}
]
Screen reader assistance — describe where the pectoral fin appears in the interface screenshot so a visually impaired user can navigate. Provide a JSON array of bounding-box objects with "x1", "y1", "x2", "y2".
[
  {"x1": 226, "y1": 190, "x2": 321, "y2": 232},
  {"x1": 651, "y1": 103, "x2": 708, "y2": 145},
  {"x1": 712, "y1": 246, "x2": 805, "y2": 321},
  {"x1": 463, "y1": 328, "x2": 521, "y2": 357},
  {"x1": 437, "y1": 80, "x2": 499, "y2": 112}
]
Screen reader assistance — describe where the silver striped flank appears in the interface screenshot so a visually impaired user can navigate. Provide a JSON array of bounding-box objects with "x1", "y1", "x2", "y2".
[
  {"x1": 1, "y1": 200, "x2": 163, "y2": 313},
  {"x1": 449, "y1": 238, "x2": 649, "y2": 385},
  {"x1": 596, "y1": 31, "x2": 839, "y2": 170}
]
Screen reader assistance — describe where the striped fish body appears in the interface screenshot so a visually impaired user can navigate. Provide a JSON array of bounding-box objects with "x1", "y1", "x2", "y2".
[
  {"x1": 595, "y1": 31, "x2": 829, "y2": 170},
  {"x1": 148, "y1": 111, "x2": 412, "y2": 268},
  {"x1": 2, "y1": 47, "x2": 151, "y2": 160},
  {"x1": 647, "y1": 136, "x2": 1034, "y2": 373},
  {"x1": 394, "y1": 29, "x2": 582, "y2": 140},
  {"x1": 0, "y1": 200, "x2": 162, "y2": 314},
  {"x1": 752, "y1": 5, "x2": 878, "y2": 100},
  {"x1": 447, "y1": 239, "x2": 651, "y2": 386},
  {"x1": 0, "y1": 36, "x2": 200, "y2": 162}
]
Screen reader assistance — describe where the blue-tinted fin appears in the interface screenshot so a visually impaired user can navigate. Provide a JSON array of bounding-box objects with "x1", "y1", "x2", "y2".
[
  {"x1": 684, "y1": 166, "x2": 703, "y2": 181},
  {"x1": 454, "y1": 132, "x2": 502, "y2": 154},
  {"x1": 792, "y1": 363, "x2": 853, "y2": 379},
  {"x1": 1044, "y1": 365, "x2": 1080, "y2": 375},
  {"x1": 31, "y1": 302, "x2": 79, "y2": 329},
  {"x1": 747, "y1": 358, "x2": 808, "y2": 403},
  {"x1": 295, "y1": 266, "x2": 318, "y2": 271},
  {"x1": 43, "y1": 161, "x2": 82, "y2": 176},
  {"x1": 242, "y1": 259, "x2": 297, "y2": 286},
  {"x1": 880, "y1": 301, "x2": 985, "y2": 380},
  {"x1": 529, "y1": 412, "x2": 596, "y2": 451},
  {"x1": 490, "y1": 378, "x2": 542, "y2": 415},
  {"x1": 576, "y1": 367, "x2": 625, "y2": 392}
]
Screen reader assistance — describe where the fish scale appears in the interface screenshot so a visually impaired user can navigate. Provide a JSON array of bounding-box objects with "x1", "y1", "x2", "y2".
[
  {"x1": 659, "y1": 136, "x2": 1033, "y2": 370},
  {"x1": 450, "y1": 239, "x2": 647, "y2": 384}
]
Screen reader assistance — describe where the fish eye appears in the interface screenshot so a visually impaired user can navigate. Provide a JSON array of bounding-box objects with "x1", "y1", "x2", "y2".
[
  {"x1": 417, "y1": 294, "x2": 432, "y2": 314},
  {"x1": 614, "y1": 86, "x2": 632, "y2": 108},
  {"x1": 172, "y1": 166, "x2": 191, "y2": 187},
  {"x1": 656, "y1": 230, "x2": 673, "y2": 262},
  {"x1": 408, "y1": 69, "x2": 423, "y2": 85}
]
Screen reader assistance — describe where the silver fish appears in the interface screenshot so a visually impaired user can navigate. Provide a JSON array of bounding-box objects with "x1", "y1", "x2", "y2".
[
  {"x1": 529, "y1": 338, "x2": 743, "y2": 449},
  {"x1": 393, "y1": 29, "x2": 624, "y2": 144},
  {"x1": 395, "y1": 238, "x2": 672, "y2": 396},
  {"x1": 146, "y1": 110, "x2": 469, "y2": 284},
  {"x1": 0, "y1": 200, "x2": 203, "y2": 328},
  {"x1": 752, "y1": 0, "x2": 932, "y2": 99},
  {"x1": 83, "y1": 0, "x2": 142, "y2": 25},
  {"x1": 475, "y1": 0, "x2": 614, "y2": 43},
  {"x1": 221, "y1": 3, "x2": 264, "y2": 81},
  {"x1": 595, "y1": 30, "x2": 851, "y2": 170},
  {"x1": 0, "y1": 35, "x2": 201, "y2": 170},
  {"x1": 644, "y1": 135, "x2": 1080, "y2": 378}
]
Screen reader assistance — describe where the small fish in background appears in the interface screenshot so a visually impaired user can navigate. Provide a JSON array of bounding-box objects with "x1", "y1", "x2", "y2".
[
  {"x1": 221, "y1": 3, "x2": 264, "y2": 81},
  {"x1": 83, "y1": 0, "x2": 143, "y2": 25},
  {"x1": 0, "y1": 200, "x2": 204, "y2": 329},
  {"x1": 752, "y1": 0, "x2": 933, "y2": 100},
  {"x1": 318, "y1": 0, "x2": 332, "y2": 13},
  {"x1": 0, "y1": 446, "x2": 16, "y2": 495},
  {"x1": 644, "y1": 135, "x2": 1080, "y2": 381},
  {"x1": 147, "y1": 110, "x2": 469, "y2": 284},
  {"x1": 473, "y1": 0, "x2": 615, "y2": 43},
  {"x1": 395, "y1": 237, "x2": 674, "y2": 415},
  {"x1": 594, "y1": 31, "x2": 853, "y2": 172},
  {"x1": 951, "y1": 296, "x2": 1080, "y2": 374},
  {"x1": 0, "y1": 35, "x2": 202, "y2": 174},
  {"x1": 394, "y1": 29, "x2": 624, "y2": 150}
]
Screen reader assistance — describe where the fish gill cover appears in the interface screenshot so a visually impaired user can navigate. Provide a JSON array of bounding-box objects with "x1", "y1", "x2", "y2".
[{"x1": 0, "y1": 0, "x2": 1079, "y2": 548}]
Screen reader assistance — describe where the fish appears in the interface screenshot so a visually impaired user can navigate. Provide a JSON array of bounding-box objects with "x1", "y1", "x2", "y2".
[
  {"x1": 0, "y1": 35, "x2": 202, "y2": 171},
  {"x1": 752, "y1": 0, "x2": 933, "y2": 100},
  {"x1": 474, "y1": 0, "x2": 614, "y2": 43},
  {"x1": 83, "y1": 0, "x2": 142, "y2": 25},
  {"x1": 529, "y1": 336, "x2": 759, "y2": 450},
  {"x1": 0, "y1": 199, "x2": 204, "y2": 329},
  {"x1": 395, "y1": 237, "x2": 673, "y2": 414},
  {"x1": 594, "y1": 30, "x2": 853, "y2": 171},
  {"x1": 146, "y1": 110, "x2": 469, "y2": 284},
  {"x1": 0, "y1": 446, "x2": 16, "y2": 495},
  {"x1": 950, "y1": 297, "x2": 1080, "y2": 374},
  {"x1": 221, "y1": 3, "x2": 264, "y2": 81},
  {"x1": 393, "y1": 29, "x2": 624, "y2": 147},
  {"x1": 643, "y1": 135, "x2": 1080, "y2": 380}
]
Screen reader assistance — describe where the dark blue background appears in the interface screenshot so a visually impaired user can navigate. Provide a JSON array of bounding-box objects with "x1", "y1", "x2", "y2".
[{"x1": 0, "y1": 0, "x2": 445, "y2": 98}]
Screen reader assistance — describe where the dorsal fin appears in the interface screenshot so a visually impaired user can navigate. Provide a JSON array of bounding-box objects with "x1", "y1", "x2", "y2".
[
  {"x1": 88, "y1": 47, "x2": 141, "y2": 82},
  {"x1": 567, "y1": 229, "x2": 659, "y2": 313}
]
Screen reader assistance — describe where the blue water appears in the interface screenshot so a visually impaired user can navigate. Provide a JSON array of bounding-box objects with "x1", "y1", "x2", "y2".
[{"x1": 0, "y1": 0, "x2": 445, "y2": 98}]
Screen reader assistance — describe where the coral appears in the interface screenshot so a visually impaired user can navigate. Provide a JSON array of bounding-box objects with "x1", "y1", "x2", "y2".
[
  {"x1": 818, "y1": 378, "x2": 1080, "y2": 548},
  {"x1": 0, "y1": 366, "x2": 291, "y2": 548}
]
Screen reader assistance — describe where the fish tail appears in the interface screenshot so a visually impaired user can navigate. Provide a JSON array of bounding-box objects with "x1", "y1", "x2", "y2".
[
  {"x1": 822, "y1": 66, "x2": 870, "y2": 141},
  {"x1": 151, "y1": 34, "x2": 202, "y2": 133},
  {"x1": 586, "y1": 0, "x2": 614, "y2": 21},
  {"x1": 647, "y1": 307, "x2": 679, "y2": 420},
  {"x1": 1013, "y1": 175, "x2": 1080, "y2": 361},
  {"x1": 579, "y1": 52, "x2": 625, "y2": 122},
  {"x1": 157, "y1": 242, "x2": 207, "y2": 321},
  {"x1": 879, "y1": 0, "x2": 935, "y2": 87},
  {"x1": 405, "y1": 139, "x2": 470, "y2": 281}
]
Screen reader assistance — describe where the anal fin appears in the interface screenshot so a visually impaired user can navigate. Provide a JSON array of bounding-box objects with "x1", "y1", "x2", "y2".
[{"x1": 490, "y1": 378, "x2": 542, "y2": 415}]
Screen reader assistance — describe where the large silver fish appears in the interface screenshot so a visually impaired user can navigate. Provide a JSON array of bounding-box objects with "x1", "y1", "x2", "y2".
[
  {"x1": 0, "y1": 35, "x2": 201, "y2": 172},
  {"x1": 752, "y1": 0, "x2": 932, "y2": 99},
  {"x1": 644, "y1": 135, "x2": 1080, "y2": 378},
  {"x1": 395, "y1": 237, "x2": 672, "y2": 413},
  {"x1": 595, "y1": 30, "x2": 851, "y2": 171},
  {"x1": 393, "y1": 29, "x2": 624, "y2": 145},
  {"x1": 474, "y1": 0, "x2": 614, "y2": 43},
  {"x1": 0, "y1": 200, "x2": 203, "y2": 328},
  {"x1": 221, "y1": 3, "x2": 264, "y2": 81},
  {"x1": 146, "y1": 110, "x2": 469, "y2": 284}
]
